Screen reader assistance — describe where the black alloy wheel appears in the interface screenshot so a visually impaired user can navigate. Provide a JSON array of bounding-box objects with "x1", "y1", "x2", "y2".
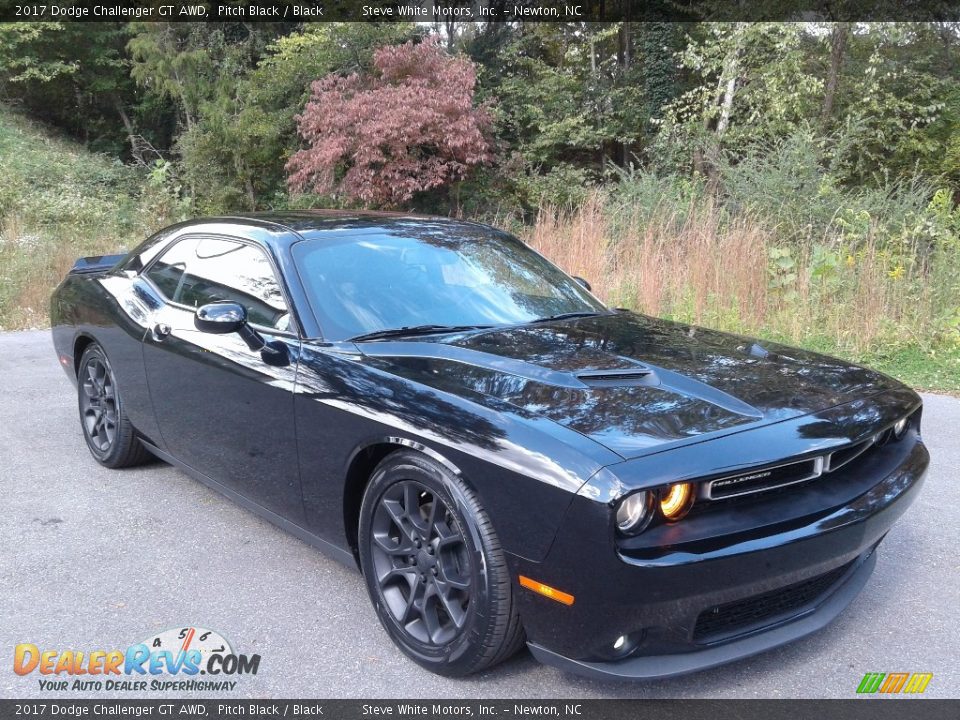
[
  {"x1": 369, "y1": 479, "x2": 472, "y2": 646},
  {"x1": 77, "y1": 343, "x2": 152, "y2": 468},
  {"x1": 358, "y1": 450, "x2": 525, "y2": 676},
  {"x1": 80, "y1": 353, "x2": 118, "y2": 454}
]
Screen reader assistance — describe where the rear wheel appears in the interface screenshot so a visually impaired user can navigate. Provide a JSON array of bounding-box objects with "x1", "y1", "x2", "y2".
[
  {"x1": 77, "y1": 343, "x2": 151, "y2": 468},
  {"x1": 358, "y1": 450, "x2": 525, "y2": 676}
]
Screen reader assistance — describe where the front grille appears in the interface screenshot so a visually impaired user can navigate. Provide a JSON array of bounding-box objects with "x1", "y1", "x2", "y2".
[
  {"x1": 693, "y1": 561, "x2": 853, "y2": 641},
  {"x1": 703, "y1": 431, "x2": 890, "y2": 502},
  {"x1": 707, "y1": 458, "x2": 821, "y2": 499}
]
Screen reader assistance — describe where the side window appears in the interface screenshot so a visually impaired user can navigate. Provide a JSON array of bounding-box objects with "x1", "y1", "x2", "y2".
[
  {"x1": 145, "y1": 236, "x2": 291, "y2": 332},
  {"x1": 145, "y1": 237, "x2": 192, "y2": 300}
]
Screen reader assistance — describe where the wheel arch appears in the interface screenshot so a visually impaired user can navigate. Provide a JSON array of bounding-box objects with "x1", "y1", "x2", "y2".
[
  {"x1": 73, "y1": 333, "x2": 98, "y2": 377},
  {"x1": 342, "y1": 437, "x2": 466, "y2": 560}
]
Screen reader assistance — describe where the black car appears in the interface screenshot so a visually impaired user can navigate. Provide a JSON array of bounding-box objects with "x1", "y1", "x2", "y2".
[{"x1": 50, "y1": 213, "x2": 927, "y2": 679}]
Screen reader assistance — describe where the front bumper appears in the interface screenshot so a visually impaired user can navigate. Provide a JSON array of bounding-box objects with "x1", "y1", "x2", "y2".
[
  {"x1": 510, "y1": 434, "x2": 928, "y2": 680},
  {"x1": 528, "y1": 549, "x2": 877, "y2": 680}
]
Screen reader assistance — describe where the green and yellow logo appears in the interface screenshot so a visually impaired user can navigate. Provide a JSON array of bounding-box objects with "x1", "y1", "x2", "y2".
[{"x1": 857, "y1": 672, "x2": 933, "y2": 694}]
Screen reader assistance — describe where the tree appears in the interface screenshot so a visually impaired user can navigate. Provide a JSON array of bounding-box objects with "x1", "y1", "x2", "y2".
[
  {"x1": 826, "y1": 23, "x2": 959, "y2": 186},
  {"x1": 820, "y1": 22, "x2": 851, "y2": 126},
  {"x1": 0, "y1": 23, "x2": 76, "y2": 84},
  {"x1": 477, "y1": 22, "x2": 687, "y2": 208},
  {"x1": 127, "y1": 21, "x2": 297, "y2": 208},
  {"x1": 286, "y1": 38, "x2": 493, "y2": 208},
  {"x1": 655, "y1": 23, "x2": 822, "y2": 179},
  {"x1": 224, "y1": 22, "x2": 419, "y2": 208}
]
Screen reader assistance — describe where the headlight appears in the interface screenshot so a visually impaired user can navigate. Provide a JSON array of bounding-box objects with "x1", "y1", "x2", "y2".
[
  {"x1": 892, "y1": 417, "x2": 909, "y2": 439},
  {"x1": 616, "y1": 491, "x2": 653, "y2": 534},
  {"x1": 660, "y1": 482, "x2": 695, "y2": 521}
]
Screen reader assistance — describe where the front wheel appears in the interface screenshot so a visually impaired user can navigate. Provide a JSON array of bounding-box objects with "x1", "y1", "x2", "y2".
[
  {"x1": 77, "y1": 343, "x2": 151, "y2": 468},
  {"x1": 358, "y1": 451, "x2": 525, "y2": 676}
]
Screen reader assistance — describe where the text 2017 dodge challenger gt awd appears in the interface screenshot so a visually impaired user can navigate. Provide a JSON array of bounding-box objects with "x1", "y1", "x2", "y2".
[{"x1": 50, "y1": 212, "x2": 927, "y2": 679}]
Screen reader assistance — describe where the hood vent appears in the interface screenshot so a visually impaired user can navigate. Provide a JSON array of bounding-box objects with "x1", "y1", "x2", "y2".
[{"x1": 576, "y1": 368, "x2": 654, "y2": 388}]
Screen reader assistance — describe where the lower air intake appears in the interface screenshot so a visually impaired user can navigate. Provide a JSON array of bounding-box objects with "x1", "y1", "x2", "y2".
[{"x1": 693, "y1": 560, "x2": 853, "y2": 641}]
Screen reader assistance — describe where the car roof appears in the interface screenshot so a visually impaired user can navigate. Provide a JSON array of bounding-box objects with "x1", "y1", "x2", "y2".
[{"x1": 192, "y1": 211, "x2": 501, "y2": 249}]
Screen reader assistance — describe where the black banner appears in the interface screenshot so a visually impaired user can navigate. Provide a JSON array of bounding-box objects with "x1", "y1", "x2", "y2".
[
  {"x1": 0, "y1": 0, "x2": 959, "y2": 22},
  {"x1": 0, "y1": 700, "x2": 958, "y2": 720}
]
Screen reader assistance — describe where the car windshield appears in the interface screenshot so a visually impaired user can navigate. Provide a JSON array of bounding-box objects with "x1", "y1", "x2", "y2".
[{"x1": 292, "y1": 224, "x2": 608, "y2": 341}]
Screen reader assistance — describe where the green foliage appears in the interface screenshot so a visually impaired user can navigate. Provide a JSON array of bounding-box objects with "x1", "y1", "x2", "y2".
[
  {"x1": 485, "y1": 22, "x2": 688, "y2": 210},
  {"x1": 0, "y1": 107, "x2": 141, "y2": 231},
  {"x1": 0, "y1": 23, "x2": 76, "y2": 83},
  {"x1": 145, "y1": 159, "x2": 193, "y2": 221},
  {"x1": 606, "y1": 164, "x2": 709, "y2": 223},
  {"x1": 655, "y1": 23, "x2": 960, "y2": 193},
  {"x1": 492, "y1": 27, "x2": 608, "y2": 169},
  {"x1": 717, "y1": 126, "x2": 958, "y2": 255},
  {"x1": 654, "y1": 23, "x2": 822, "y2": 168},
  {"x1": 928, "y1": 188, "x2": 960, "y2": 242},
  {"x1": 767, "y1": 246, "x2": 799, "y2": 301},
  {"x1": 827, "y1": 24, "x2": 955, "y2": 186},
  {"x1": 510, "y1": 163, "x2": 596, "y2": 209}
]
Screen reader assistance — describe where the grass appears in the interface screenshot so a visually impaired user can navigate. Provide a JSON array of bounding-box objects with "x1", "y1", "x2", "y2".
[{"x1": 855, "y1": 346, "x2": 960, "y2": 394}]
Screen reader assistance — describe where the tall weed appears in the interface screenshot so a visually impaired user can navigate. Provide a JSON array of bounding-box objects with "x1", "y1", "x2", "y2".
[{"x1": 523, "y1": 190, "x2": 960, "y2": 358}]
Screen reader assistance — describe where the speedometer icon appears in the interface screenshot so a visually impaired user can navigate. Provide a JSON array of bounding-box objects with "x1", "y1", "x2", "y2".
[{"x1": 139, "y1": 626, "x2": 233, "y2": 669}]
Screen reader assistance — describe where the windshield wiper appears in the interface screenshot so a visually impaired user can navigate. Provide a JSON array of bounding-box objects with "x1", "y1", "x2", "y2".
[
  {"x1": 528, "y1": 311, "x2": 607, "y2": 324},
  {"x1": 349, "y1": 324, "x2": 494, "y2": 342}
]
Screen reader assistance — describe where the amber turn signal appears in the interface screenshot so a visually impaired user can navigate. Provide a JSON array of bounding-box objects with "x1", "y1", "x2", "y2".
[
  {"x1": 660, "y1": 482, "x2": 694, "y2": 521},
  {"x1": 518, "y1": 575, "x2": 575, "y2": 605}
]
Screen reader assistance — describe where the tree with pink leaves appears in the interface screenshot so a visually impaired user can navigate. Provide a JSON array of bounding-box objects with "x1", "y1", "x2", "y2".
[{"x1": 286, "y1": 38, "x2": 493, "y2": 208}]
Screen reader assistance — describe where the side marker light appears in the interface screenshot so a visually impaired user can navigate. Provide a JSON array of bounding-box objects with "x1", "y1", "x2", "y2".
[{"x1": 518, "y1": 575, "x2": 575, "y2": 606}]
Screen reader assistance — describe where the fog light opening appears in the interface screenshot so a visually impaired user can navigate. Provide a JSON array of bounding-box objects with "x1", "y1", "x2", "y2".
[
  {"x1": 607, "y1": 630, "x2": 644, "y2": 659},
  {"x1": 660, "y1": 482, "x2": 694, "y2": 521}
]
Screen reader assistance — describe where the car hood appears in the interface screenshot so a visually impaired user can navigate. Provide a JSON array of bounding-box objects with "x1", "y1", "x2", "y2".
[{"x1": 359, "y1": 312, "x2": 904, "y2": 459}]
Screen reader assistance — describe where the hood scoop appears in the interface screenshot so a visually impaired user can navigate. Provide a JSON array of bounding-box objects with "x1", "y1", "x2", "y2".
[
  {"x1": 576, "y1": 368, "x2": 655, "y2": 388},
  {"x1": 575, "y1": 366, "x2": 762, "y2": 419}
]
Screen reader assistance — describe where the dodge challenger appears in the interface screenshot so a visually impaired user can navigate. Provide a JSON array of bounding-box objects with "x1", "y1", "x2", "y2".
[{"x1": 50, "y1": 212, "x2": 928, "y2": 679}]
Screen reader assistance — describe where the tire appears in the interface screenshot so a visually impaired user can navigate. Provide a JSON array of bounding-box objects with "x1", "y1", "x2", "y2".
[
  {"x1": 77, "y1": 343, "x2": 152, "y2": 468},
  {"x1": 358, "y1": 450, "x2": 525, "y2": 676}
]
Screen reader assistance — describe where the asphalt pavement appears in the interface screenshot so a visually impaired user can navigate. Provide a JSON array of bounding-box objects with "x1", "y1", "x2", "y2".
[{"x1": 1, "y1": 329, "x2": 957, "y2": 699}]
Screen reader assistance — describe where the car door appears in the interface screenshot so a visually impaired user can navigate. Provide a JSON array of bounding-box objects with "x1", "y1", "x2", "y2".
[{"x1": 140, "y1": 234, "x2": 304, "y2": 521}]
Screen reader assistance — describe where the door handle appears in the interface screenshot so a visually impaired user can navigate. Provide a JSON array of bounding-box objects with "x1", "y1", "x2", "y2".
[{"x1": 151, "y1": 322, "x2": 172, "y2": 341}]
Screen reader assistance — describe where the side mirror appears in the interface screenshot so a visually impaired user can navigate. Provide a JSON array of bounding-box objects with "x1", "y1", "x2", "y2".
[
  {"x1": 573, "y1": 276, "x2": 592, "y2": 292},
  {"x1": 195, "y1": 302, "x2": 266, "y2": 351},
  {"x1": 194, "y1": 302, "x2": 247, "y2": 335}
]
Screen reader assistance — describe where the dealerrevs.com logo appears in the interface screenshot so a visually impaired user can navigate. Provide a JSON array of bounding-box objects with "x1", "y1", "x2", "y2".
[{"x1": 13, "y1": 626, "x2": 260, "y2": 692}]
